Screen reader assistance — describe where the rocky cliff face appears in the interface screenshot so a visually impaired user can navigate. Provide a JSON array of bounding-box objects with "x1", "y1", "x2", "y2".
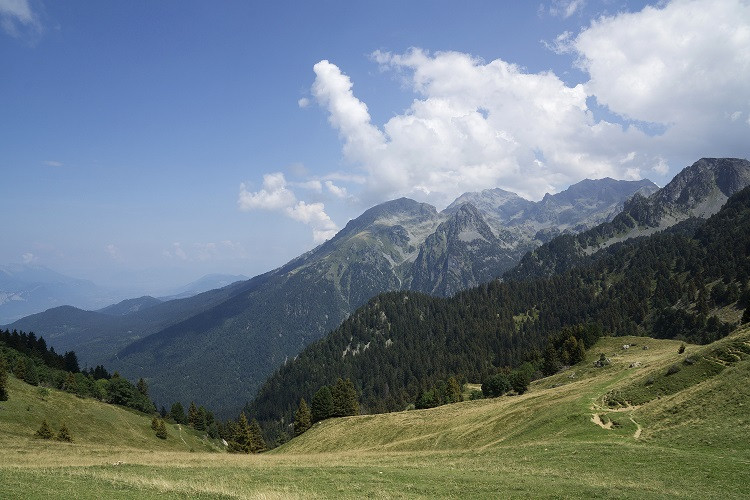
[{"x1": 509, "y1": 158, "x2": 750, "y2": 281}]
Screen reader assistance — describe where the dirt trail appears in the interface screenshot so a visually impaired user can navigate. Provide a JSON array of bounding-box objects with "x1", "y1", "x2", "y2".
[
  {"x1": 591, "y1": 402, "x2": 642, "y2": 439},
  {"x1": 177, "y1": 424, "x2": 188, "y2": 445}
]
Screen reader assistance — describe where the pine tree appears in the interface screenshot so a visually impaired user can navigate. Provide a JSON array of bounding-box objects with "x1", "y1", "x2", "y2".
[
  {"x1": 743, "y1": 307, "x2": 750, "y2": 324},
  {"x1": 187, "y1": 401, "x2": 199, "y2": 428},
  {"x1": 151, "y1": 416, "x2": 160, "y2": 431},
  {"x1": 231, "y1": 413, "x2": 252, "y2": 453},
  {"x1": 136, "y1": 378, "x2": 149, "y2": 397},
  {"x1": 445, "y1": 376, "x2": 462, "y2": 404},
  {"x1": 248, "y1": 418, "x2": 266, "y2": 453},
  {"x1": 0, "y1": 355, "x2": 8, "y2": 401},
  {"x1": 195, "y1": 406, "x2": 207, "y2": 431},
  {"x1": 170, "y1": 402, "x2": 186, "y2": 424},
  {"x1": 155, "y1": 419, "x2": 168, "y2": 439},
  {"x1": 332, "y1": 378, "x2": 359, "y2": 417},
  {"x1": 35, "y1": 419, "x2": 53, "y2": 439},
  {"x1": 311, "y1": 386, "x2": 334, "y2": 423},
  {"x1": 56, "y1": 423, "x2": 72, "y2": 442},
  {"x1": 294, "y1": 398, "x2": 312, "y2": 436}
]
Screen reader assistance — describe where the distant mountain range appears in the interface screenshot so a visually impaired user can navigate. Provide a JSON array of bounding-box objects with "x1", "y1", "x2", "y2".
[
  {"x1": 0, "y1": 269, "x2": 249, "y2": 324},
  {"x1": 8, "y1": 158, "x2": 749, "y2": 418},
  {"x1": 508, "y1": 157, "x2": 750, "y2": 280},
  {"x1": 0, "y1": 264, "x2": 121, "y2": 324},
  {"x1": 4, "y1": 173, "x2": 659, "y2": 414}
]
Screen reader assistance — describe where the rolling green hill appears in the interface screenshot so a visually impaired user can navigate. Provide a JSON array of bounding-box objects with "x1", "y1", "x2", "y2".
[
  {"x1": 1, "y1": 329, "x2": 748, "y2": 498},
  {"x1": 0, "y1": 375, "x2": 221, "y2": 454}
]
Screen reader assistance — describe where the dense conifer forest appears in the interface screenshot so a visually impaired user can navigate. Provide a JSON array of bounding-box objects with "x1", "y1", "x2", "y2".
[{"x1": 248, "y1": 186, "x2": 750, "y2": 443}]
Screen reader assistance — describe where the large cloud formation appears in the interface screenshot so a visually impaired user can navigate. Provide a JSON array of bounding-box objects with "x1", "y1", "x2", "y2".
[{"x1": 241, "y1": 0, "x2": 750, "y2": 242}]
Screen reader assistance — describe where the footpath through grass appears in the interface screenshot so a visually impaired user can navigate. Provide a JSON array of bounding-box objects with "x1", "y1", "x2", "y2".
[{"x1": 2, "y1": 330, "x2": 750, "y2": 498}]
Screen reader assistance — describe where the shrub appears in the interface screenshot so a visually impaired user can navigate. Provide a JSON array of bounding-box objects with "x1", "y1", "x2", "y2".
[
  {"x1": 469, "y1": 390, "x2": 484, "y2": 400},
  {"x1": 678, "y1": 344, "x2": 686, "y2": 354},
  {"x1": 666, "y1": 364, "x2": 681, "y2": 376},
  {"x1": 56, "y1": 423, "x2": 72, "y2": 442},
  {"x1": 482, "y1": 373, "x2": 510, "y2": 398},
  {"x1": 35, "y1": 419, "x2": 53, "y2": 439},
  {"x1": 155, "y1": 419, "x2": 168, "y2": 439}
]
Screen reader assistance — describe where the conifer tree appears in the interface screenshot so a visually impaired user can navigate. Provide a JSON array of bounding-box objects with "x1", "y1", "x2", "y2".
[
  {"x1": 231, "y1": 412, "x2": 252, "y2": 453},
  {"x1": 743, "y1": 307, "x2": 750, "y2": 324},
  {"x1": 35, "y1": 419, "x2": 53, "y2": 439},
  {"x1": 170, "y1": 402, "x2": 186, "y2": 424},
  {"x1": 311, "y1": 386, "x2": 334, "y2": 423},
  {"x1": 332, "y1": 378, "x2": 359, "y2": 417},
  {"x1": 136, "y1": 378, "x2": 149, "y2": 397},
  {"x1": 155, "y1": 419, "x2": 168, "y2": 439},
  {"x1": 195, "y1": 406, "x2": 207, "y2": 431},
  {"x1": 294, "y1": 398, "x2": 312, "y2": 436},
  {"x1": 151, "y1": 416, "x2": 160, "y2": 431},
  {"x1": 56, "y1": 423, "x2": 72, "y2": 442},
  {"x1": 187, "y1": 401, "x2": 199, "y2": 428},
  {"x1": 248, "y1": 418, "x2": 266, "y2": 453},
  {"x1": 0, "y1": 355, "x2": 8, "y2": 401},
  {"x1": 207, "y1": 422, "x2": 220, "y2": 439},
  {"x1": 445, "y1": 376, "x2": 462, "y2": 404}
]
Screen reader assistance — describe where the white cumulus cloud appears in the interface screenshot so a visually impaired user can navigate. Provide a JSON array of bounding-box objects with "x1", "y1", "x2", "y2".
[
  {"x1": 238, "y1": 172, "x2": 338, "y2": 243},
  {"x1": 570, "y1": 0, "x2": 750, "y2": 157},
  {"x1": 303, "y1": 0, "x2": 749, "y2": 207}
]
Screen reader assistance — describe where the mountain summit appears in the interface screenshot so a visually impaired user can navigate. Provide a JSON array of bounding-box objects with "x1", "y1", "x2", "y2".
[{"x1": 8, "y1": 175, "x2": 663, "y2": 414}]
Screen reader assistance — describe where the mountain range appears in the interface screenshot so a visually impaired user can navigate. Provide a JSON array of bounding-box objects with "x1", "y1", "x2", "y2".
[{"x1": 6, "y1": 158, "x2": 749, "y2": 416}]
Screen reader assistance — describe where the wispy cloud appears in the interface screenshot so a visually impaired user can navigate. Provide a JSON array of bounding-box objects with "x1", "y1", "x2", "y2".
[
  {"x1": 0, "y1": 0, "x2": 43, "y2": 42},
  {"x1": 43, "y1": 160, "x2": 63, "y2": 167},
  {"x1": 21, "y1": 252, "x2": 36, "y2": 264}
]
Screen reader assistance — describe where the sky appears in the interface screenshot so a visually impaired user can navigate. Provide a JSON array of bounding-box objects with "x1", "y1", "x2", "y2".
[{"x1": 1, "y1": 0, "x2": 749, "y2": 293}]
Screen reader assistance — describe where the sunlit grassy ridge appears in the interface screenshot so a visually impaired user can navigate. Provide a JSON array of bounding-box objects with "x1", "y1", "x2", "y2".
[{"x1": 2, "y1": 328, "x2": 749, "y2": 498}]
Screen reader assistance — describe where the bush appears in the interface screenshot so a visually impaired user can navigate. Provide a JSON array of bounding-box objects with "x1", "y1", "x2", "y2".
[
  {"x1": 35, "y1": 419, "x2": 53, "y2": 439},
  {"x1": 509, "y1": 370, "x2": 531, "y2": 395},
  {"x1": 678, "y1": 344, "x2": 686, "y2": 354},
  {"x1": 56, "y1": 423, "x2": 72, "y2": 442},
  {"x1": 469, "y1": 390, "x2": 484, "y2": 400},
  {"x1": 666, "y1": 364, "x2": 681, "y2": 376},
  {"x1": 482, "y1": 373, "x2": 510, "y2": 398}
]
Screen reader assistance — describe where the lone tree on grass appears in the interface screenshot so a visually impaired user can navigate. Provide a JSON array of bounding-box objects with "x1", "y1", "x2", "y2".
[
  {"x1": 35, "y1": 419, "x2": 53, "y2": 439},
  {"x1": 155, "y1": 419, "x2": 168, "y2": 439},
  {"x1": 294, "y1": 398, "x2": 312, "y2": 436}
]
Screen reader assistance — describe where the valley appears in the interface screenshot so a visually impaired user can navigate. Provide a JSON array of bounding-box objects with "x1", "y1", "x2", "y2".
[{"x1": 1, "y1": 331, "x2": 748, "y2": 498}]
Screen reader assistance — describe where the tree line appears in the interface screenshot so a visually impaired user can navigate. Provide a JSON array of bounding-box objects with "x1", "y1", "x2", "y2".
[{"x1": 248, "y1": 185, "x2": 750, "y2": 446}]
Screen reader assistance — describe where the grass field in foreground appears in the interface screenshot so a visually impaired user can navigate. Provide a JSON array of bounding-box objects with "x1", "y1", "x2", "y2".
[{"x1": 1, "y1": 329, "x2": 749, "y2": 498}]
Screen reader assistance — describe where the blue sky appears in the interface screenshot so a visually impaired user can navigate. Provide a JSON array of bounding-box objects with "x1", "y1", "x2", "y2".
[{"x1": 1, "y1": 0, "x2": 748, "y2": 292}]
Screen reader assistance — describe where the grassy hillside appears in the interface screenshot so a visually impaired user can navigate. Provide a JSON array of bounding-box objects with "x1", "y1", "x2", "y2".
[
  {"x1": 0, "y1": 376, "x2": 222, "y2": 455},
  {"x1": 1, "y1": 328, "x2": 748, "y2": 498}
]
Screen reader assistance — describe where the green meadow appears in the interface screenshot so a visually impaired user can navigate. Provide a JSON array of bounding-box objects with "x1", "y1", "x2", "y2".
[{"x1": 2, "y1": 329, "x2": 749, "y2": 498}]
